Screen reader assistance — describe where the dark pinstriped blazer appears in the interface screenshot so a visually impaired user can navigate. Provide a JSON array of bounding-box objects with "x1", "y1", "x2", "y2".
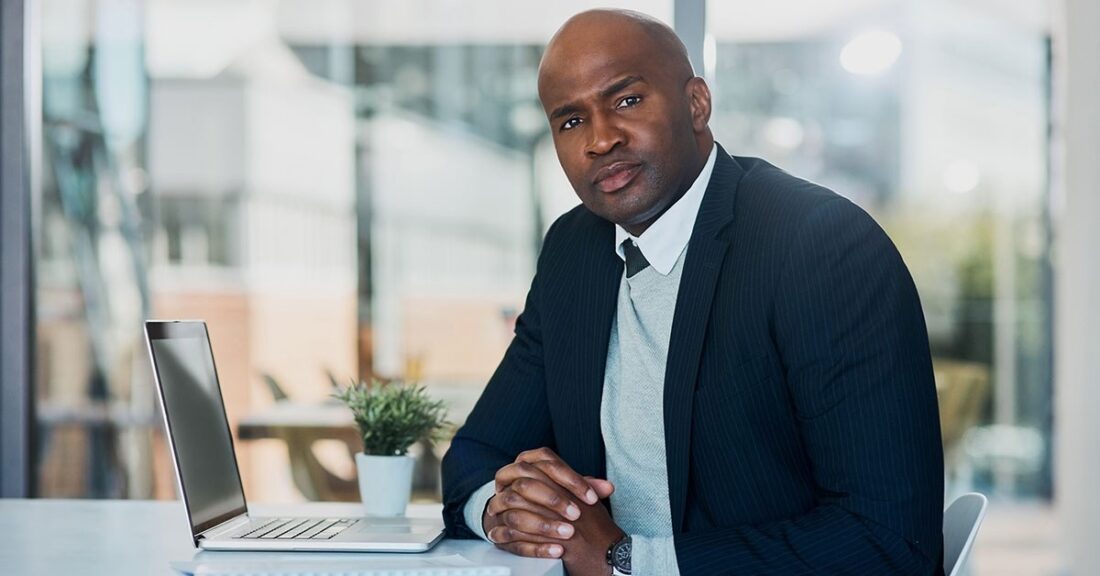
[{"x1": 442, "y1": 144, "x2": 945, "y2": 575}]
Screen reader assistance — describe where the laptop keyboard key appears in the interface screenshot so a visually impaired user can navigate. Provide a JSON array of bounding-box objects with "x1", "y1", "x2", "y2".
[
  {"x1": 268, "y1": 519, "x2": 309, "y2": 539},
  {"x1": 253, "y1": 519, "x2": 293, "y2": 538},
  {"x1": 237, "y1": 519, "x2": 278, "y2": 538},
  {"x1": 298, "y1": 520, "x2": 333, "y2": 539},
  {"x1": 312, "y1": 521, "x2": 352, "y2": 540},
  {"x1": 278, "y1": 519, "x2": 322, "y2": 539}
]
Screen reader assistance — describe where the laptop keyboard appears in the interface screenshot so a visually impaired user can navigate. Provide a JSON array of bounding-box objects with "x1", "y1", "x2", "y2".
[{"x1": 234, "y1": 517, "x2": 360, "y2": 540}]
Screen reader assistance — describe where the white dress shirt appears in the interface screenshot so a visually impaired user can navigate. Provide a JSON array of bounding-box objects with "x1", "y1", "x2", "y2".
[{"x1": 615, "y1": 144, "x2": 717, "y2": 273}]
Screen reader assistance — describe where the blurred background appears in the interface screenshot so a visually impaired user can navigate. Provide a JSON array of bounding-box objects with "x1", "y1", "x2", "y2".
[{"x1": 4, "y1": 0, "x2": 1098, "y2": 574}]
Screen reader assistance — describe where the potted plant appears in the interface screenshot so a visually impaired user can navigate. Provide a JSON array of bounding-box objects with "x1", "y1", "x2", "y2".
[{"x1": 333, "y1": 378, "x2": 448, "y2": 517}]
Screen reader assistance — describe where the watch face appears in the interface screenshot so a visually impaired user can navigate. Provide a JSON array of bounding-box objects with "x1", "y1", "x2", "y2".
[{"x1": 613, "y1": 539, "x2": 632, "y2": 572}]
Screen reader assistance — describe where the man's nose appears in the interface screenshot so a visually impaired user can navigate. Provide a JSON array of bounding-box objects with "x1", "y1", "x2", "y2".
[{"x1": 585, "y1": 113, "x2": 625, "y2": 157}]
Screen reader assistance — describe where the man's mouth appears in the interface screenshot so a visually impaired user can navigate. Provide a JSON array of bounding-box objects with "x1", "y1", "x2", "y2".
[{"x1": 593, "y1": 162, "x2": 642, "y2": 193}]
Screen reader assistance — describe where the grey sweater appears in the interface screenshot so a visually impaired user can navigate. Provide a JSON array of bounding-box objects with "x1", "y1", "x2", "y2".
[{"x1": 600, "y1": 246, "x2": 687, "y2": 576}]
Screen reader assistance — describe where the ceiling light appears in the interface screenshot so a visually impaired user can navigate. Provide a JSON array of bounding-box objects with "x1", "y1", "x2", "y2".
[{"x1": 840, "y1": 29, "x2": 902, "y2": 76}]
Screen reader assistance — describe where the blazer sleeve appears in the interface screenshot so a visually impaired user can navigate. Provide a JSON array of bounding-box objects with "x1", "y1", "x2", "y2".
[
  {"x1": 674, "y1": 198, "x2": 945, "y2": 575},
  {"x1": 440, "y1": 221, "x2": 559, "y2": 539}
]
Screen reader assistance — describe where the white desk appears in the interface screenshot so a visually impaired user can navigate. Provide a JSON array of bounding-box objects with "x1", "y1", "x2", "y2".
[{"x1": 0, "y1": 500, "x2": 563, "y2": 576}]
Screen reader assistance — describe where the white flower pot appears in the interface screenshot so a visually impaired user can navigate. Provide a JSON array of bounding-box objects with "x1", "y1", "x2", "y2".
[{"x1": 355, "y1": 453, "x2": 415, "y2": 517}]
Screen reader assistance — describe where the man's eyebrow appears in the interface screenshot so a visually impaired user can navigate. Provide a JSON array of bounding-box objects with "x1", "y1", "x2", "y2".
[
  {"x1": 548, "y1": 75, "x2": 648, "y2": 121},
  {"x1": 549, "y1": 103, "x2": 581, "y2": 121},
  {"x1": 599, "y1": 75, "x2": 645, "y2": 99}
]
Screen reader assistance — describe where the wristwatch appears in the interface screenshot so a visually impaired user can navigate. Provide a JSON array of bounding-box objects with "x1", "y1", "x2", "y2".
[{"x1": 606, "y1": 534, "x2": 632, "y2": 575}]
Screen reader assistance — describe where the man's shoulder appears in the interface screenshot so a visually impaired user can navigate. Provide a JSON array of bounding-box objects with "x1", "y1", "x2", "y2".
[
  {"x1": 730, "y1": 155, "x2": 847, "y2": 216},
  {"x1": 724, "y1": 154, "x2": 878, "y2": 237}
]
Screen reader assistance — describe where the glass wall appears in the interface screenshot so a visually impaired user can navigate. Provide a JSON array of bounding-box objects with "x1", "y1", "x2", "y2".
[
  {"x1": 34, "y1": 0, "x2": 672, "y2": 502},
  {"x1": 33, "y1": 0, "x2": 1052, "y2": 515},
  {"x1": 707, "y1": 0, "x2": 1052, "y2": 499}
]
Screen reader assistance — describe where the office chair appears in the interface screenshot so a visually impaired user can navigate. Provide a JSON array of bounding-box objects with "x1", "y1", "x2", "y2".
[{"x1": 943, "y1": 492, "x2": 988, "y2": 576}]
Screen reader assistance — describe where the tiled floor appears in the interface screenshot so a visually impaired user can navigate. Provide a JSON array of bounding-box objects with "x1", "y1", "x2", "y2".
[{"x1": 969, "y1": 501, "x2": 1063, "y2": 576}]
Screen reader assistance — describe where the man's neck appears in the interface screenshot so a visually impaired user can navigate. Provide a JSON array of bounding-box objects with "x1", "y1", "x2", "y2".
[{"x1": 621, "y1": 141, "x2": 714, "y2": 237}]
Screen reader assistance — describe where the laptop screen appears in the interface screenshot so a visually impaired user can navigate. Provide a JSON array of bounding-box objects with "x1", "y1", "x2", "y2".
[{"x1": 146, "y1": 321, "x2": 247, "y2": 537}]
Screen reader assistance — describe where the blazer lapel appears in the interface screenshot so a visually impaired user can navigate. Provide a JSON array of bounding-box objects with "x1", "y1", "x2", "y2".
[
  {"x1": 567, "y1": 218, "x2": 622, "y2": 480},
  {"x1": 664, "y1": 147, "x2": 744, "y2": 532}
]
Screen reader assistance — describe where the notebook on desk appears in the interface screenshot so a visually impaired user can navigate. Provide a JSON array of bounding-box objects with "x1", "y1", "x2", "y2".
[
  {"x1": 145, "y1": 320, "x2": 445, "y2": 553},
  {"x1": 171, "y1": 553, "x2": 510, "y2": 576},
  {"x1": 178, "y1": 568, "x2": 509, "y2": 576}
]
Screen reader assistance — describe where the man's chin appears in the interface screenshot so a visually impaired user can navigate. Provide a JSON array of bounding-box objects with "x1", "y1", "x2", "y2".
[
  {"x1": 582, "y1": 192, "x2": 656, "y2": 225},
  {"x1": 602, "y1": 208, "x2": 662, "y2": 232}
]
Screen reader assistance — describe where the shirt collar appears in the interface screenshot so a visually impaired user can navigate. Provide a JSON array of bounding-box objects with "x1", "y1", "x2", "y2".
[{"x1": 615, "y1": 144, "x2": 718, "y2": 275}]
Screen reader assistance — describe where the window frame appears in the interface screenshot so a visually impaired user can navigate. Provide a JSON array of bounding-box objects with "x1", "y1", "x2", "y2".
[{"x1": 1, "y1": 0, "x2": 37, "y2": 498}]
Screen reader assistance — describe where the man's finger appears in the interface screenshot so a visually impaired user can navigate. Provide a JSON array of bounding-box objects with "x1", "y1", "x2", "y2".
[
  {"x1": 486, "y1": 524, "x2": 562, "y2": 546},
  {"x1": 486, "y1": 489, "x2": 562, "y2": 520},
  {"x1": 584, "y1": 476, "x2": 615, "y2": 499},
  {"x1": 499, "y1": 508, "x2": 575, "y2": 540},
  {"x1": 508, "y1": 476, "x2": 582, "y2": 520},
  {"x1": 492, "y1": 462, "x2": 579, "y2": 516},
  {"x1": 496, "y1": 539, "x2": 565, "y2": 559},
  {"x1": 517, "y1": 450, "x2": 598, "y2": 505},
  {"x1": 495, "y1": 460, "x2": 559, "y2": 495}
]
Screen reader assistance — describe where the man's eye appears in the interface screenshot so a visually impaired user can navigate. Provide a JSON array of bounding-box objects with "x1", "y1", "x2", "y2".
[
  {"x1": 561, "y1": 117, "x2": 583, "y2": 131},
  {"x1": 616, "y1": 95, "x2": 642, "y2": 109}
]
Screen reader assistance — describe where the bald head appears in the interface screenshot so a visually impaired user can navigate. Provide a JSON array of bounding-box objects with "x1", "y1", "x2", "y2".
[
  {"x1": 536, "y1": 9, "x2": 713, "y2": 236},
  {"x1": 539, "y1": 10, "x2": 694, "y2": 92}
]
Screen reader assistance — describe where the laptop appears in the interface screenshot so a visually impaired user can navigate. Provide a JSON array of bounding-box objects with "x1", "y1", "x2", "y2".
[{"x1": 144, "y1": 320, "x2": 445, "y2": 552}]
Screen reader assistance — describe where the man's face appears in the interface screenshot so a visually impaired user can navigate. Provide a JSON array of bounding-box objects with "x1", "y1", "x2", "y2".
[{"x1": 538, "y1": 20, "x2": 708, "y2": 234}]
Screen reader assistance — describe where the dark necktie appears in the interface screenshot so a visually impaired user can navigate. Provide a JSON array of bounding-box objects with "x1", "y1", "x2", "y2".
[{"x1": 622, "y1": 239, "x2": 650, "y2": 278}]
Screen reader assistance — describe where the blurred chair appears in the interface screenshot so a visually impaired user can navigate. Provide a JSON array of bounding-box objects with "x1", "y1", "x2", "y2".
[
  {"x1": 260, "y1": 373, "x2": 290, "y2": 402},
  {"x1": 933, "y1": 359, "x2": 991, "y2": 490},
  {"x1": 277, "y1": 429, "x2": 359, "y2": 501},
  {"x1": 943, "y1": 492, "x2": 988, "y2": 576},
  {"x1": 933, "y1": 360, "x2": 990, "y2": 450},
  {"x1": 256, "y1": 372, "x2": 359, "y2": 501}
]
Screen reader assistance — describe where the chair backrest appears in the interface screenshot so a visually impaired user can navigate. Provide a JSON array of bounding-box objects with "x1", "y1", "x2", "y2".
[{"x1": 943, "y1": 493, "x2": 988, "y2": 576}]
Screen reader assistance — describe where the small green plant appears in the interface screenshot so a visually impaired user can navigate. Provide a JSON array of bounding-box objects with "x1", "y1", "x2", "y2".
[{"x1": 333, "y1": 378, "x2": 448, "y2": 456}]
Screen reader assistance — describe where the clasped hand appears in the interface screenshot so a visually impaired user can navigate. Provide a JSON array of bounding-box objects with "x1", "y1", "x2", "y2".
[{"x1": 483, "y1": 447, "x2": 624, "y2": 576}]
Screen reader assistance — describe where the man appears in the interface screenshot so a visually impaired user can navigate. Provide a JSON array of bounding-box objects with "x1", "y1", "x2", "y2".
[{"x1": 442, "y1": 9, "x2": 944, "y2": 576}]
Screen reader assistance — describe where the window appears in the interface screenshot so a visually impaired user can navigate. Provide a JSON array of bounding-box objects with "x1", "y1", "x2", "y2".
[
  {"x1": 35, "y1": 0, "x2": 673, "y2": 501},
  {"x1": 708, "y1": 0, "x2": 1053, "y2": 498},
  {"x1": 32, "y1": 0, "x2": 1053, "y2": 507}
]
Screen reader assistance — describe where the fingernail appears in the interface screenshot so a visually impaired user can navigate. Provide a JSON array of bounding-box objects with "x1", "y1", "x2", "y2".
[
  {"x1": 548, "y1": 545, "x2": 563, "y2": 557},
  {"x1": 566, "y1": 504, "x2": 580, "y2": 520},
  {"x1": 585, "y1": 489, "x2": 597, "y2": 504},
  {"x1": 556, "y1": 523, "x2": 574, "y2": 537}
]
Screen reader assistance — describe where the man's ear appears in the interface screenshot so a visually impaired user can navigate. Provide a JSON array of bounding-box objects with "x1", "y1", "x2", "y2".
[{"x1": 686, "y1": 76, "x2": 712, "y2": 133}]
